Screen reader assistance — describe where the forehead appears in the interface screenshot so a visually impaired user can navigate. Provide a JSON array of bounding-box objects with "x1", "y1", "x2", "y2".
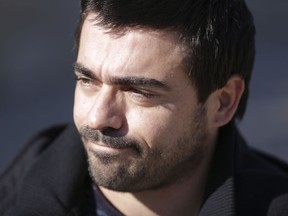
[{"x1": 77, "y1": 14, "x2": 189, "y2": 84}]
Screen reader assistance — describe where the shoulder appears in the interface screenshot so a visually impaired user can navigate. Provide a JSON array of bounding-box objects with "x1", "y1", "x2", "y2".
[
  {"x1": 0, "y1": 124, "x2": 73, "y2": 214},
  {"x1": 0, "y1": 124, "x2": 69, "y2": 179},
  {"x1": 233, "y1": 126, "x2": 288, "y2": 215}
]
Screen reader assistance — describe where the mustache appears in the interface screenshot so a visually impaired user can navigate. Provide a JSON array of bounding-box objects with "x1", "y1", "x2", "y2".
[{"x1": 79, "y1": 126, "x2": 142, "y2": 153}]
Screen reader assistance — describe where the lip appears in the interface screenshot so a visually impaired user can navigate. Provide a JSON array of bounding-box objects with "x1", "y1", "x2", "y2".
[{"x1": 87, "y1": 141, "x2": 132, "y2": 154}]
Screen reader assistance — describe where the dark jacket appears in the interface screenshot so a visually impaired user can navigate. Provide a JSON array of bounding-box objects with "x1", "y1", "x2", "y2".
[{"x1": 1, "y1": 123, "x2": 288, "y2": 216}]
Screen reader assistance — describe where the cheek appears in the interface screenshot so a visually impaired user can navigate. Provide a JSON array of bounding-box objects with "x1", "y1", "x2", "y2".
[
  {"x1": 73, "y1": 92, "x2": 81, "y2": 128},
  {"x1": 127, "y1": 106, "x2": 181, "y2": 148},
  {"x1": 73, "y1": 89, "x2": 90, "y2": 127}
]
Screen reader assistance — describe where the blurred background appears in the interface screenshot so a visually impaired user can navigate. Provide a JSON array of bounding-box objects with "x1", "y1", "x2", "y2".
[{"x1": 0, "y1": 0, "x2": 287, "y2": 172}]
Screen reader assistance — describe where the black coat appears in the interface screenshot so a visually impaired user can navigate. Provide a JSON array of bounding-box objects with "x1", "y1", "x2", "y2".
[{"x1": 1, "y1": 123, "x2": 288, "y2": 215}]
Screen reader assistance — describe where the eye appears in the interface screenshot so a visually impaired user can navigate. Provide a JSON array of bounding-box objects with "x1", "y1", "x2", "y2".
[
  {"x1": 122, "y1": 86, "x2": 157, "y2": 99},
  {"x1": 74, "y1": 75, "x2": 94, "y2": 86},
  {"x1": 131, "y1": 88, "x2": 156, "y2": 98}
]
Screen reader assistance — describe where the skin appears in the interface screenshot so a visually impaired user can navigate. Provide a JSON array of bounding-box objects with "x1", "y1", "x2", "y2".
[{"x1": 73, "y1": 13, "x2": 244, "y2": 216}]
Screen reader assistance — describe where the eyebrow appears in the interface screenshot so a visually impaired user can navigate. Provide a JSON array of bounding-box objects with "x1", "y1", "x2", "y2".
[
  {"x1": 73, "y1": 62, "x2": 96, "y2": 79},
  {"x1": 73, "y1": 62, "x2": 171, "y2": 91}
]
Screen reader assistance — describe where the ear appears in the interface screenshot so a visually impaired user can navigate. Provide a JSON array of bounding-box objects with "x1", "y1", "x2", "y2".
[{"x1": 212, "y1": 75, "x2": 245, "y2": 127}]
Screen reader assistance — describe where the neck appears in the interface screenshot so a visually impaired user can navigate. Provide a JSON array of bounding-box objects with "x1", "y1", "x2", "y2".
[{"x1": 99, "y1": 150, "x2": 214, "y2": 216}]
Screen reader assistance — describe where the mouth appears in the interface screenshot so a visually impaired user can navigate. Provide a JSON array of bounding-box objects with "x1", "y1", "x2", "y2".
[{"x1": 87, "y1": 141, "x2": 136, "y2": 155}]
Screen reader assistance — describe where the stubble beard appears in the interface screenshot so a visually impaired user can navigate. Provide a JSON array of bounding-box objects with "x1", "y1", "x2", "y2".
[{"x1": 81, "y1": 105, "x2": 210, "y2": 192}]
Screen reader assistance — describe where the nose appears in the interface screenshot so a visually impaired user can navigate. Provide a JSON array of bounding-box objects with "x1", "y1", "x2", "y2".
[{"x1": 87, "y1": 85, "x2": 124, "y2": 131}]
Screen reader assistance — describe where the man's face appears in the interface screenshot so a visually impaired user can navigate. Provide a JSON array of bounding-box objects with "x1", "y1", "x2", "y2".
[{"x1": 74, "y1": 14, "x2": 215, "y2": 192}]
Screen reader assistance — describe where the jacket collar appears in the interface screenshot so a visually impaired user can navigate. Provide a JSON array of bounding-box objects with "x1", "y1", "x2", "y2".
[
  {"x1": 13, "y1": 124, "x2": 90, "y2": 216},
  {"x1": 199, "y1": 122, "x2": 236, "y2": 215}
]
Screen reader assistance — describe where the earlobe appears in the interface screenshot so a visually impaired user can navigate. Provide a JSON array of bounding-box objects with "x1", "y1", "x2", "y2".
[{"x1": 214, "y1": 76, "x2": 245, "y2": 127}]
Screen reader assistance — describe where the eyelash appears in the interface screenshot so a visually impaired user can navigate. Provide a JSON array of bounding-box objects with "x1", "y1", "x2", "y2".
[
  {"x1": 74, "y1": 76, "x2": 94, "y2": 86},
  {"x1": 122, "y1": 87, "x2": 157, "y2": 99}
]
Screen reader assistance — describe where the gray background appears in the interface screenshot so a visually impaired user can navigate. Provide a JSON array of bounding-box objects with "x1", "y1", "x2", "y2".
[{"x1": 0, "y1": 0, "x2": 287, "y2": 172}]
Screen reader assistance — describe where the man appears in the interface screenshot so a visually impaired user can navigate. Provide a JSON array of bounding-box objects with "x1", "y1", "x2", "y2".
[{"x1": 1, "y1": 0, "x2": 288, "y2": 215}]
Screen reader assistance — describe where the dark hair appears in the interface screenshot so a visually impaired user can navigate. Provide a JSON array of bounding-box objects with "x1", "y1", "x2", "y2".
[{"x1": 75, "y1": 0, "x2": 255, "y2": 119}]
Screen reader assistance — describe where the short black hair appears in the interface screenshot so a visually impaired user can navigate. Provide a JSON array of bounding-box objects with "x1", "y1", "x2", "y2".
[{"x1": 75, "y1": 0, "x2": 256, "y2": 119}]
